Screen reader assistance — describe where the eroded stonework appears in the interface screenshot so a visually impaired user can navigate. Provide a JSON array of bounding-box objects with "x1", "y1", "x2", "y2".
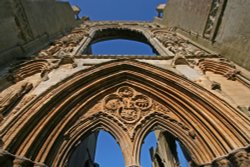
[{"x1": 0, "y1": 19, "x2": 249, "y2": 167}]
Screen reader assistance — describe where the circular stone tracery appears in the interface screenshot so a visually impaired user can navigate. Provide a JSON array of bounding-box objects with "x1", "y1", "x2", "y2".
[{"x1": 103, "y1": 86, "x2": 152, "y2": 124}]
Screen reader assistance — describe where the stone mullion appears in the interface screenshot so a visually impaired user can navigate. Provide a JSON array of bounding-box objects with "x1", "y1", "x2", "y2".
[
  {"x1": 72, "y1": 35, "x2": 92, "y2": 56},
  {"x1": 74, "y1": 29, "x2": 95, "y2": 56}
]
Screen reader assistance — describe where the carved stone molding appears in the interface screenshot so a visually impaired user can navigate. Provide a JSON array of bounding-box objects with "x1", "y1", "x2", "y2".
[
  {"x1": 203, "y1": 0, "x2": 226, "y2": 40},
  {"x1": 0, "y1": 82, "x2": 33, "y2": 116},
  {"x1": 171, "y1": 54, "x2": 190, "y2": 67},
  {"x1": 198, "y1": 59, "x2": 250, "y2": 88},
  {"x1": 38, "y1": 26, "x2": 90, "y2": 59},
  {"x1": 7, "y1": 60, "x2": 52, "y2": 83},
  {"x1": 1, "y1": 59, "x2": 250, "y2": 167},
  {"x1": 67, "y1": 86, "x2": 195, "y2": 141},
  {"x1": 103, "y1": 86, "x2": 153, "y2": 124},
  {"x1": 84, "y1": 21, "x2": 161, "y2": 29},
  {"x1": 151, "y1": 29, "x2": 208, "y2": 57}
]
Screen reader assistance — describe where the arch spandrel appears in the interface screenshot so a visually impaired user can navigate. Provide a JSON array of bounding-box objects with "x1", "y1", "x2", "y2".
[{"x1": 0, "y1": 60, "x2": 249, "y2": 167}]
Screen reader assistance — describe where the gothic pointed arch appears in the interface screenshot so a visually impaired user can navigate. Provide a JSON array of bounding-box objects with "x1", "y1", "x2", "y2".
[{"x1": 0, "y1": 60, "x2": 249, "y2": 167}]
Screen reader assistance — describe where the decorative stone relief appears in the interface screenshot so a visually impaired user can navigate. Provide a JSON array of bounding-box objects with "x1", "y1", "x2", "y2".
[
  {"x1": 38, "y1": 26, "x2": 90, "y2": 59},
  {"x1": 0, "y1": 82, "x2": 33, "y2": 116},
  {"x1": 66, "y1": 86, "x2": 196, "y2": 140},
  {"x1": 152, "y1": 29, "x2": 208, "y2": 57},
  {"x1": 198, "y1": 59, "x2": 242, "y2": 81},
  {"x1": 103, "y1": 86, "x2": 153, "y2": 124},
  {"x1": 7, "y1": 60, "x2": 52, "y2": 83},
  {"x1": 203, "y1": 0, "x2": 224, "y2": 40},
  {"x1": 171, "y1": 55, "x2": 190, "y2": 67}
]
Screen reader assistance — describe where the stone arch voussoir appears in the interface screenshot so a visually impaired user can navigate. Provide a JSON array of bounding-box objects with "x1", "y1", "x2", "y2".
[{"x1": 0, "y1": 59, "x2": 249, "y2": 167}]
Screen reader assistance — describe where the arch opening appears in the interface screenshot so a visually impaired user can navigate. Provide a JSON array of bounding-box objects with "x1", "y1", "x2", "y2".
[
  {"x1": 140, "y1": 130, "x2": 190, "y2": 167},
  {"x1": 91, "y1": 39, "x2": 157, "y2": 55},
  {"x1": 67, "y1": 130, "x2": 125, "y2": 167},
  {"x1": 140, "y1": 131, "x2": 157, "y2": 167},
  {"x1": 83, "y1": 28, "x2": 159, "y2": 55},
  {"x1": 2, "y1": 60, "x2": 249, "y2": 167},
  {"x1": 176, "y1": 140, "x2": 190, "y2": 167},
  {"x1": 95, "y1": 130, "x2": 125, "y2": 167}
]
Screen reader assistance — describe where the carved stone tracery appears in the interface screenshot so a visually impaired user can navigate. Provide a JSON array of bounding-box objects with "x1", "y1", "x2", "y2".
[
  {"x1": 72, "y1": 86, "x2": 196, "y2": 140},
  {"x1": 38, "y1": 26, "x2": 89, "y2": 59},
  {"x1": 0, "y1": 19, "x2": 250, "y2": 167},
  {"x1": 103, "y1": 86, "x2": 153, "y2": 124},
  {"x1": 152, "y1": 29, "x2": 208, "y2": 57}
]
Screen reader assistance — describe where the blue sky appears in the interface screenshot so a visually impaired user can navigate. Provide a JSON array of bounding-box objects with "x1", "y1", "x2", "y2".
[
  {"x1": 96, "y1": 131, "x2": 157, "y2": 167},
  {"x1": 92, "y1": 40, "x2": 156, "y2": 55},
  {"x1": 64, "y1": 1, "x2": 188, "y2": 167},
  {"x1": 67, "y1": 0, "x2": 166, "y2": 55},
  {"x1": 67, "y1": 0, "x2": 166, "y2": 21}
]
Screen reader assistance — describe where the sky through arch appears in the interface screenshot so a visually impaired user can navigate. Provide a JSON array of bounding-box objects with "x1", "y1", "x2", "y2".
[{"x1": 91, "y1": 39, "x2": 156, "y2": 55}]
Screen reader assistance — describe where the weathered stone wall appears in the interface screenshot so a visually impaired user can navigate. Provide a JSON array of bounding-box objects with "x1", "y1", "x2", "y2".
[
  {"x1": 162, "y1": 0, "x2": 212, "y2": 35},
  {"x1": 0, "y1": 0, "x2": 76, "y2": 68},
  {"x1": 22, "y1": 0, "x2": 75, "y2": 38},
  {"x1": 215, "y1": 0, "x2": 250, "y2": 70},
  {"x1": 161, "y1": 0, "x2": 250, "y2": 70},
  {"x1": 0, "y1": 0, "x2": 21, "y2": 62}
]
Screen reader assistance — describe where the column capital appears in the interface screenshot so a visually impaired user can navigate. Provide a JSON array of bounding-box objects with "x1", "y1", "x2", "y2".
[
  {"x1": 13, "y1": 158, "x2": 34, "y2": 167},
  {"x1": 214, "y1": 158, "x2": 231, "y2": 167},
  {"x1": 231, "y1": 150, "x2": 250, "y2": 167}
]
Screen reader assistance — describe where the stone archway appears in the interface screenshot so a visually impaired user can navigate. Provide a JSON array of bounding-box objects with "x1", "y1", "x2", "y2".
[
  {"x1": 72, "y1": 21, "x2": 170, "y2": 56},
  {"x1": 1, "y1": 60, "x2": 249, "y2": 167}
]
